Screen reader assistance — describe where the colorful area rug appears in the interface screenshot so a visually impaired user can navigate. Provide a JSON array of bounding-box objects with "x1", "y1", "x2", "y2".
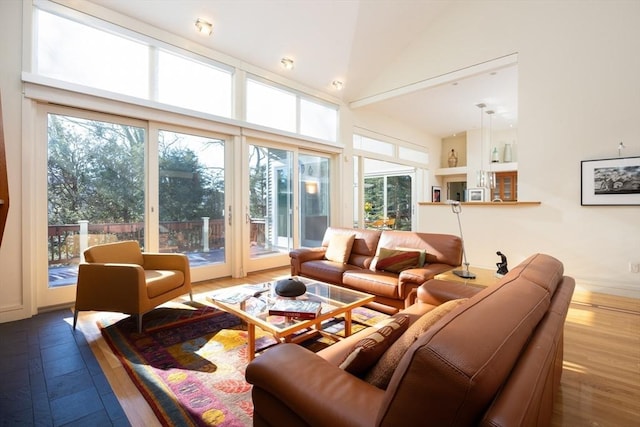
[{"x1": 99, "y1": 301, "x2": 388, "y2": 427}]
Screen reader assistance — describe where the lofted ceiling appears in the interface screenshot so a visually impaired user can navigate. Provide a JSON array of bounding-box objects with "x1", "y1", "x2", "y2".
[{"x1": 86, "y1": 0, "x2": 517, "y2": 138}]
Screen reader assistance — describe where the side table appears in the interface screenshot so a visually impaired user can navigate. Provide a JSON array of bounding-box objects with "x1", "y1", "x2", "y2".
[{"x1": 435, "y1": 267, "x2": 502, "y2": 288}]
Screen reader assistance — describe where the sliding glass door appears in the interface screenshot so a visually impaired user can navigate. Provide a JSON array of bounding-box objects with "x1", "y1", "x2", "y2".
[
  {"x1": 45, "y1": 111, "x2": 145, "y2": 305},
  {"x1": 247, "y1": 144, "x2": 293, "y2": 263},
  {"x1": 245, "y1": 143, "x2": 332, "y2": 272},
  {"x1": 299, "y1": 154, "x2": 330, "y2": 247},
  {"x1": 40, "y1": 106, "x2": 333, "y2": 307},
  {"x1": 157, "y1": 129, "x2": 231, "y2": 280}
]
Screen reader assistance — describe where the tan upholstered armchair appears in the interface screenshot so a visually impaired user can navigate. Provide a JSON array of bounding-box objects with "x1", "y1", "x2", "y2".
[{"x1": 73, "y1": 240, "x2": 192, "y2": 332}]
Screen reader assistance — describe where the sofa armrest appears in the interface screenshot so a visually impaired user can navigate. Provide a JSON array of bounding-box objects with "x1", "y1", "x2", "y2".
[
  {"x1": 397, "y1": 264, "x2": 459, "y2": 298},
  {"x1": 417, "y1": 279, "x2": 482, "y2": 305},
  {"x1": 76, "y1": 263, "x2": 147, "y2": 312},
  {"x1": 142, "y1": 253, "x2": 190, "y2": 272},
  {"x1": 290, "y1": 247, "x2": 327, "y2": 262},
  {"x1": 246, "y1": 344, "x2": 383, "y2": 427},
  {"x1": 289, "y1": 247, "x2": 327, "y2": 275}
]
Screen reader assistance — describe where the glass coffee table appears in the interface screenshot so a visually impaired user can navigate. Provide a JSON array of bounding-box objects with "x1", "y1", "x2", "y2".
[{"x1": 207, "y1": 277, "x2": 375, "y2": 360}]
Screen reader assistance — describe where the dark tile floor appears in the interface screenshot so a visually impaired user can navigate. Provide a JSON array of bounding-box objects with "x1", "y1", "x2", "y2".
[{"x1": 0, "y1": 309, "x2": 129, "y2": 426}]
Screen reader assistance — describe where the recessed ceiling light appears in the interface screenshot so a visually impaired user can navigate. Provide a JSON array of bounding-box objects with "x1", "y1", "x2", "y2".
[
  {"x1": 195, "y1": 18, "x2": 213, "y2": 36},
  {"x1": 281, "y1": 58, "x2": 294, "y2": 70},
  {"x1": 332, "y1": 80, "x2": 344, "y2": 90}
]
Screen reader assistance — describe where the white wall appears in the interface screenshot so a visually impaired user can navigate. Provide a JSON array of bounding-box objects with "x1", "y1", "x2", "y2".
[
  {"x1": 357, "y1": 1, "x2": 640, "y2": 295},
  {"x1": 0, "y1": 0, "x2": 29, "y2": 322}
]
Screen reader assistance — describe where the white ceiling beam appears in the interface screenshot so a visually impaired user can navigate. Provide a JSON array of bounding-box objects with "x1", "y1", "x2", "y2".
[{"x1": 349, "y1": 53, "x2": 518, "y2": 109}]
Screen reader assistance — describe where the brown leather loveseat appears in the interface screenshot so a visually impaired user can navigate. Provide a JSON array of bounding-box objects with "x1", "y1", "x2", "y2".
[
  {"x1": 290, "y1": 227, "x2": 462, "y2": 313},
  {"x1": 247, "y1": 253, "x2": 575, "y2": 426}
]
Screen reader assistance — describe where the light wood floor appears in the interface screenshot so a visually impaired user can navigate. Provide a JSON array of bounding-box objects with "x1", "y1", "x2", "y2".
[{"x1": 74, "y1": 269, "x2": 640, "y2": 426}]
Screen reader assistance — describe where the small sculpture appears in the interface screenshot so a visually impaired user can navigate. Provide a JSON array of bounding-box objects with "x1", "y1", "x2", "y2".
[
  {"x1": 495, "y1": 251, "x2": 509, "y2": 277},
  {"x1": 275, "y1": 277, "x2": 307, "y2": 297},
  {"x1": 448, "y1": 149, "x2": 458, "y2": 167}
]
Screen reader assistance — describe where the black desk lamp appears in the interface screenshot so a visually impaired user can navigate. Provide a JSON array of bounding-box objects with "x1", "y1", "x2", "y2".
[{"x1": 448, "y1": 200, "x2": 476, "y2": 279}]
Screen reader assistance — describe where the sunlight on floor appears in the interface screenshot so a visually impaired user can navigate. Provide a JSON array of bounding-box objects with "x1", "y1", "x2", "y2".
[{"x1": 563, "y1": 360, "x2": 588, "y2": 374}]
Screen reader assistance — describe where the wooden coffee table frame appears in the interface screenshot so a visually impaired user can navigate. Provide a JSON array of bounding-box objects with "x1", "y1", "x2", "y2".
[{"x1": 208, "y1": 280, "x2": 375, "y2": 361}]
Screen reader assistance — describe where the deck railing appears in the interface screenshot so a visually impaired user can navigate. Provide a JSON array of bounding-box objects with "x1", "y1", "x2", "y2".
[{"x1": 47, "y1": 218, "x2": 265, "y2": 266}]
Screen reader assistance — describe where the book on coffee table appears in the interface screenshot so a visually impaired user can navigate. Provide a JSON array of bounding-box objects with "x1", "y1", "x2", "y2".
[
  {"x1": 209, "y1": 284, "x2": 270, "y2": 304},
  {"x1": 268, "y1": 299, "x2": 322, "y2": 320}
]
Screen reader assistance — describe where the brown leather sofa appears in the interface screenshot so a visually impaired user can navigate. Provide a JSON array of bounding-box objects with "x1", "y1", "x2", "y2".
[
  {"x1": 289, "y1": 227, "x2": 462, "y2": 313},
  {"x1": 247, "y1": 253, "x2": 575, "y2": 427}
]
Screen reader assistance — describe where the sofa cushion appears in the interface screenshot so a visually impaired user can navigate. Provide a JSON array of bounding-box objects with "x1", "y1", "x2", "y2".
[
  {"x1": 364, "y1": 298, "x2": 468, "y2": 389},
  {"x1": 375, "y1": 248, "x2": 424, "y2": 273},
  {"x1": 300, "y1": 260, "x2": 355, "y2": 285},
  {"x1": 325, "y1": 233, "x2": 355, "y2": 263},
  {"x1": 339, "y1": 314, "x2": 410, "y2": 376},
  {"x1": 145, "y1": 270, "x2": 185, "y2": 299}
]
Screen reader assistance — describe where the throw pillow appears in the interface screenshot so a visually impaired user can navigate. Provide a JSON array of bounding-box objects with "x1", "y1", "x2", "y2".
[
  {"x1": 339, "y1": 314, "x2": 410, "y2": 376},
  {"x1": 375, "y1": 248, "x2": 423, "y2": 273},
  {"x1": 364, "y1": 298, "x2": 468, "y2": 389},
  {"x1": 395, "y1": 247, "x2": 427, "y2": 267},
  {"x1": 325, "y1": 233, "x2": 356, "y2": 264}
]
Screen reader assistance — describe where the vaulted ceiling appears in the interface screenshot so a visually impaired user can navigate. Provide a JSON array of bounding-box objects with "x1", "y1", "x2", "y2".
[{"x1": 86, "y1": 0, "x2": 517, "y2": 138}]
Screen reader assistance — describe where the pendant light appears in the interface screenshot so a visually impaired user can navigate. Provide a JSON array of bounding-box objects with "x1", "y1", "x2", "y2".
[
  {"x1": 486, "y1": 109, "x2": 496, "y2": 190},
  {"x1": 476, "y1": 103, "x2": 487, "y2": 188}
]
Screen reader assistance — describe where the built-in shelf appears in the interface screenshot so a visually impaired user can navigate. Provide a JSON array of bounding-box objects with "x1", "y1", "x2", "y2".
[
  {"x1": 435, "y1": 162, "x2": 518, "y2": 176},
  {"x1": 418, "y1": 201, "x2": 540, "y2": 206},
  {"x1": 435, "y1": 166, "x2": 467, "y2": 176}
]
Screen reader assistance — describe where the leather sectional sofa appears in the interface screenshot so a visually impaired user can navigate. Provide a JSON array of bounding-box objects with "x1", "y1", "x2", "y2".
[
  {"x1": 289, "y1": 227, "x2": 463, "y2": 314},
  {"x1": 247, "y1": 253, "x2": 576, "y2": 426}
]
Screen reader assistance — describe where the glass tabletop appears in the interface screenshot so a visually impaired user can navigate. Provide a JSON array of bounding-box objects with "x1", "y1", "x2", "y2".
[{"x1": 207, "y1": 276, "x2": 374, "y2": 335}]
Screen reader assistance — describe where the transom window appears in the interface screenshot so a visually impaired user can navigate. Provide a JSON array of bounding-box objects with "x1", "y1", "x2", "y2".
[
  {"x1": 34, "y1": 7, "x2": 233, "y2": 118},
  {"x1": 246, "y1": 76, "x2": 338, "y2": 142}
]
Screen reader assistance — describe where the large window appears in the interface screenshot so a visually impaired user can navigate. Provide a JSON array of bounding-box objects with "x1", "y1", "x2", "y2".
[
  {"x1": 30, "y1": 2, "x2": 342, "y2": 297},
  {"x1": 353, "y1": 133, "x2": 427, "y2": 231}
]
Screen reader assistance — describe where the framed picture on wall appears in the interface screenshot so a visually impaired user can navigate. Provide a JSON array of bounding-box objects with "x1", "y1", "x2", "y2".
[
  {"x1": 467, "y1": 187, "x2": 485, "y2": 202},
  {"x1": 581, "y1": 156, "x2": 640, "y2": 206},
  {"x1": 432, "y1": 186, "x2": 441, "y2": 202}
]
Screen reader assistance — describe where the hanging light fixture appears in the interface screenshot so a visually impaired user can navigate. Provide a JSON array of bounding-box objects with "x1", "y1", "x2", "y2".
[
  {"x1": 475, "y1": 103, "x2": 496, "y2": 198},
  {"x1": 476, "y1": 103, "x2": 487, "y2": 189},
  {"x1": 486, "y1": 109, "x2": 496, "y2": 191}
]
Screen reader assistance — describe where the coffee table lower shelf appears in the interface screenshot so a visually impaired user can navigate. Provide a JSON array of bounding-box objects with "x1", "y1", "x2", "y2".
[{"x1": 207, "y1": 280, "x2": 375, "y2": 361}]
